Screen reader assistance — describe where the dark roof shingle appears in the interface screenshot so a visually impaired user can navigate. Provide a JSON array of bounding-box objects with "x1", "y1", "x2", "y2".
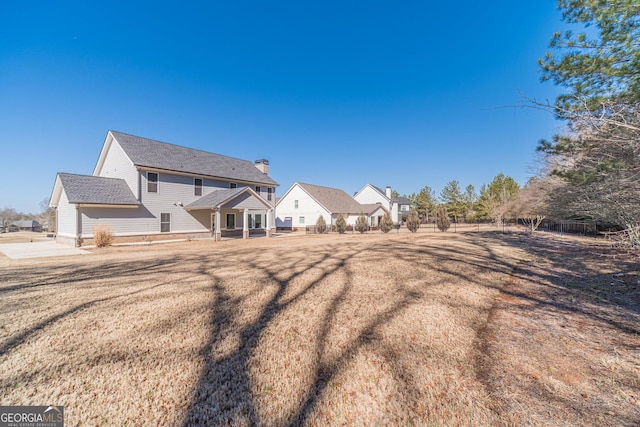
[
  {"x1": 185, "y1": 187, "x2": 247, "y2": 209},
  {"x1": 111, "y1": 131, "x2": 278, "y2": 186},
  {"x1": 58, "y1": 173, "x2": 140, "y2": 205}
]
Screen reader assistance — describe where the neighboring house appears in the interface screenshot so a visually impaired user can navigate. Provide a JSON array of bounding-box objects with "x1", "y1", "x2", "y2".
[
  {"x1": 354, "y1": 184, "x2": 412, "y2": 223},
  {"x1": 276, "y1": 182, "x2": 389, "y2": 229},
  {"x1": 50, "y1": 130, "x2": 278, "y2": 246},
  {"x1": 11, "y1": 220, "x2": 42, "y2": 232}
]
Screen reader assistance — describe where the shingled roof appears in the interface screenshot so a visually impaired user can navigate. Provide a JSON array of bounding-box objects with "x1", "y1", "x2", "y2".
[
  {"x1": 184, "y1": 186, "x2": 270, "y2": 210},
  {"x1": 55, "y1": 173, "x2": 140, "y2": 206},
  {"x1": 110, "y1": 131, "x2": 278, "y2": 186},
  {"x1": 297, "y1": 183, "x2": 368, "y2": 215}
]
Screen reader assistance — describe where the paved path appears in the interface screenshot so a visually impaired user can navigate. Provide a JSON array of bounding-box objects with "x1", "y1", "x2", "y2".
[{"x1": 0, "y1": 241, "x2": 89, "y2": 259}]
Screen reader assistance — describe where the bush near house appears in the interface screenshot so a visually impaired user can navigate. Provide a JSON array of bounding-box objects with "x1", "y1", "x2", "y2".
[
  {"x1": 406, "y1": 210, "x2": 420, "y2": 233},
  {"x1": 355, "y1": 213, "x2": 368, "y2": 233},
  {"x1": 336, "y1": 215, "x2": 347, "y2": 234},
  {"x1": 93, "y1": 225, "x2": 114, "y2": 247},
  {"x1": 380, "y1": 212, "x2": 394, "y2": 233},
  {"x1": 315, "y1": 216, "x2": 327, "y2": 234}
]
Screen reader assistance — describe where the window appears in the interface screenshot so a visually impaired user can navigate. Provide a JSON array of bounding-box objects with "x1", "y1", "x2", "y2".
[
  {"x1": 147, "y1": 172, "x2": 158, "y2": 193},
  {"x1": 160, "y1": 213, "x2": 170, "y2": 232},
  {"x1": 294, "y1": 200, "x2": 299, "y2": 209},
  {"x1": 267, "y1": 187, "x2": 273, "y2": 201},
  {"x1": 371, "y1": 216, "x2": 375, "y2": 226},
  {"x1": 229, "y1": 182, "x2": 237, "y2": 189},
  {"x1": 226, "y1": 213, "x2": 236, "y2": 230},
  {"x1": 299, "y1": 216, "x2": 305, "y2": 224},
  {"x1": 255, "y1": 214, "x2": 262, "y2": 228},
  {"x1": 194, "y1": 178, "x2": 203, "y2": 196},
  {"x1": 255, "y1": 186, "x2": 261, "y2": 194},
  {"x1": 400, "y1": 205, "x2": 410, "y2": 212}
]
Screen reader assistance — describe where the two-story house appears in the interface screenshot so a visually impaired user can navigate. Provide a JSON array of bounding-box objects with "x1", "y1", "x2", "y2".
[
  {"x1": 50, "y1": 131, "x2": 278, "y2": 246},
  {"x1": 353, "y1": 184, "x2": 412, "y2": 223}
]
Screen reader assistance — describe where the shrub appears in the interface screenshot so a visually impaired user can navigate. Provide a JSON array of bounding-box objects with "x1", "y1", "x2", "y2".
[
  {"x1": 315, "y1": 215, "x2": 327, "y2": 234},
  {"x1": 336, "y1": 215, "x2": 347, "y2": 234},
  {"x1": 436, "y1": 207, "x2": 451, "y2": 232},
  {"x1": 93, "y1": 225, "x2": 114, "y2": 247},
  {"x1": 380, "y1": 212, "x2": 394, "y2": 233},
  {"x1": 355, "y1": 213, "x2": 368, "y2": 233},
  {"x1": 406, "y1": 210, "x2": 420, "y2": 233}
]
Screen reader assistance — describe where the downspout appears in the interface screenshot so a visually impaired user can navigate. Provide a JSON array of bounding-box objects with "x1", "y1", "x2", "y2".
[{"x1": 75, "y1": 205, "x2": 82, "y2": 247}]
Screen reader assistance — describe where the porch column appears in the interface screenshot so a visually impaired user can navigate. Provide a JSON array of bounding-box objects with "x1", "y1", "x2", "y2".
[
  {"x1": 266, "y1": 209, "x2": 273, "y2": 237},
  {"x1": 243, "y1": 209, "x2": 249, "y2": 239},
  {"x1": 215, "y1": 209, "x2": 221, "y2": 242}
]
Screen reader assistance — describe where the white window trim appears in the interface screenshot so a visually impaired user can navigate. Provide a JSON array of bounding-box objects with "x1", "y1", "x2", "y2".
[
  {"x1": 147, "y1": 172, "x2": 159, "y2": 193},
  {"x1": 267, "y1": 187, "x2": 273, "y2": 201},
  {"x1": 194, "y1": 178, "x2": 203, "y2": 196},
  {"x1": 160, "y1": 212, "x2": 170, "y2": 232},
  {"x1": 294, "y1": 200, "x2": 299, "y2": 209}
]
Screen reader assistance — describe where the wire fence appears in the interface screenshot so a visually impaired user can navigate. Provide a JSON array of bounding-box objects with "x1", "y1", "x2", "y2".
[{"x1": 302, "y1": 219, "x2": 619, "y2": 239}]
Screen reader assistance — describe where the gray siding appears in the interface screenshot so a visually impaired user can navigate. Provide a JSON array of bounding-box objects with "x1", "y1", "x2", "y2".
[
  {"x1": 80, "y1": 206, "x2": 154, "y2": 236},
  {"x1": 139, "y1": 172, "x2": 220, "y2": 233},
  {"x1": 97, "y1": 140, "x2": 139, "y2": 198},
  {"x1": 57, "y1": 189, "x2": 77, "y2": 237}
]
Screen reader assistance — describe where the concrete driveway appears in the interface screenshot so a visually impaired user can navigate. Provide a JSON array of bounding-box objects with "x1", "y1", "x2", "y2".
[{"x1": 0, "y1": 241, "x2": 89, "y2": 259}]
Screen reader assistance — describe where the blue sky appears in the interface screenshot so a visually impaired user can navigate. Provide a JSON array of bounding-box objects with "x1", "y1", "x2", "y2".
[{"x1": 1, "y1": 1, "x2": 565, "y2": 213}]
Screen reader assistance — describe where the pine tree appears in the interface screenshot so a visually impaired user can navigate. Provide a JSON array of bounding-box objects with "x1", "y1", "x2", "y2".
[
  {"x1": 355, "y1": 213, "x2": 368, "y2": 233},
  {"x1": 335, "y1": 215, "x2": 347, "y2": 234},
  {"x1": 406, "y1": 210, "x2": 420, "y2": 233},
  {"x1": 436, "y1": 207, "x2": 451, "y2": 232},
  {"x1": 315, "y1": 215, "x2": 327, "y2": 234},
  {"x1": 379, "y1": 212, "x2": 394, "y2": 233}
]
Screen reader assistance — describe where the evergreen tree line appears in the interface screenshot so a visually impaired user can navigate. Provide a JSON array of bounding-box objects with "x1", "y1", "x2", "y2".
[{"x1": 403, "y1": 173, "x2": 520, "y2": 224}]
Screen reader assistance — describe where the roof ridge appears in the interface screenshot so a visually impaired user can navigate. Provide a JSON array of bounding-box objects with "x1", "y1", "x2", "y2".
[{"x1": 109, "y1": 130, "x2": 257, "y2": 165}]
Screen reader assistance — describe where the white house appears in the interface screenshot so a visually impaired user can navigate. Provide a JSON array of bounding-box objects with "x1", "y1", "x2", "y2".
[
  {"x1": 275, "y1": 182, "x2": 389, "y2": 229},
  {"x1": 354, "y1": 184, "x2": 412, "y2": 223},
  {"x1": 50, "y1": 131, "x2": 278, "y2": 246}
]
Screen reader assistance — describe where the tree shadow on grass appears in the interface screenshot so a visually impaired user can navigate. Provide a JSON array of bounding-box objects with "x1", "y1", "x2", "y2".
[{"x1": 183, "y1": 244, "x2": 436, "y2": 426}]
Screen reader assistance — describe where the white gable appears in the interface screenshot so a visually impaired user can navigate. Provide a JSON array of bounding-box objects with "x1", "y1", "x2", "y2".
[
  {"x1": 354, "y1": 184, "x2": 389, "y2": 206},
  {"x1": 276, "y1": 183, "x2": 331, "y2": 228}
]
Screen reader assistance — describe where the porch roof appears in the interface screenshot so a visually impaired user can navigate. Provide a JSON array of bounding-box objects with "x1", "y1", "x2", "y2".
[{"x1": 185, "y1": 187, "x2": 272, "y2": 210}]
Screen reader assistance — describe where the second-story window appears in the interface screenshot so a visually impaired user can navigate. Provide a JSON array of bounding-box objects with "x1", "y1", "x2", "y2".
[
  {"x1": 267, "y1": 187, "x2": 273, "y2": 201},
  {"x1": 255, "y1": 186, "x2": 261, "y2": 194},
  {"x1": 147, "y1": 172, "x2": 158, "y2": 193},
  {"x1": 294, "y1": 200, "x2": 299, "y2": 209},
  {"x1": 194, "y1": 178, "x2": 203, "y2": 196},
  {"x1": 229, "y1": 182, "x2": 237, "y2": 189}
]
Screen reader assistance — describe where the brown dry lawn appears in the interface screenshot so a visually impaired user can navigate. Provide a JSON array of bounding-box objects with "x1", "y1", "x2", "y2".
[{"x1": 0, "y1": 230, "x2": 638, "y2": 426}]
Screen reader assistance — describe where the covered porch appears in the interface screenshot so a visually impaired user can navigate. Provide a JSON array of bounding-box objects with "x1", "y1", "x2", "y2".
[{"x1": 185, "y1": 187, "x2": 274, "y2": 241}]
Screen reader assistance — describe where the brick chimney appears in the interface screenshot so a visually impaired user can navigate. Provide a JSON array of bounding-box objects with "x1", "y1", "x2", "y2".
[{"x1": 255, "y1": 159, "x2": 269, "y2": 174}]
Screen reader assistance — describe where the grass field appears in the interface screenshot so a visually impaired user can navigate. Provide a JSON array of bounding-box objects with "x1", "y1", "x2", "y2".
[{"x1": 0, "y1": 231, "x2": 638, "y2": 426}]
